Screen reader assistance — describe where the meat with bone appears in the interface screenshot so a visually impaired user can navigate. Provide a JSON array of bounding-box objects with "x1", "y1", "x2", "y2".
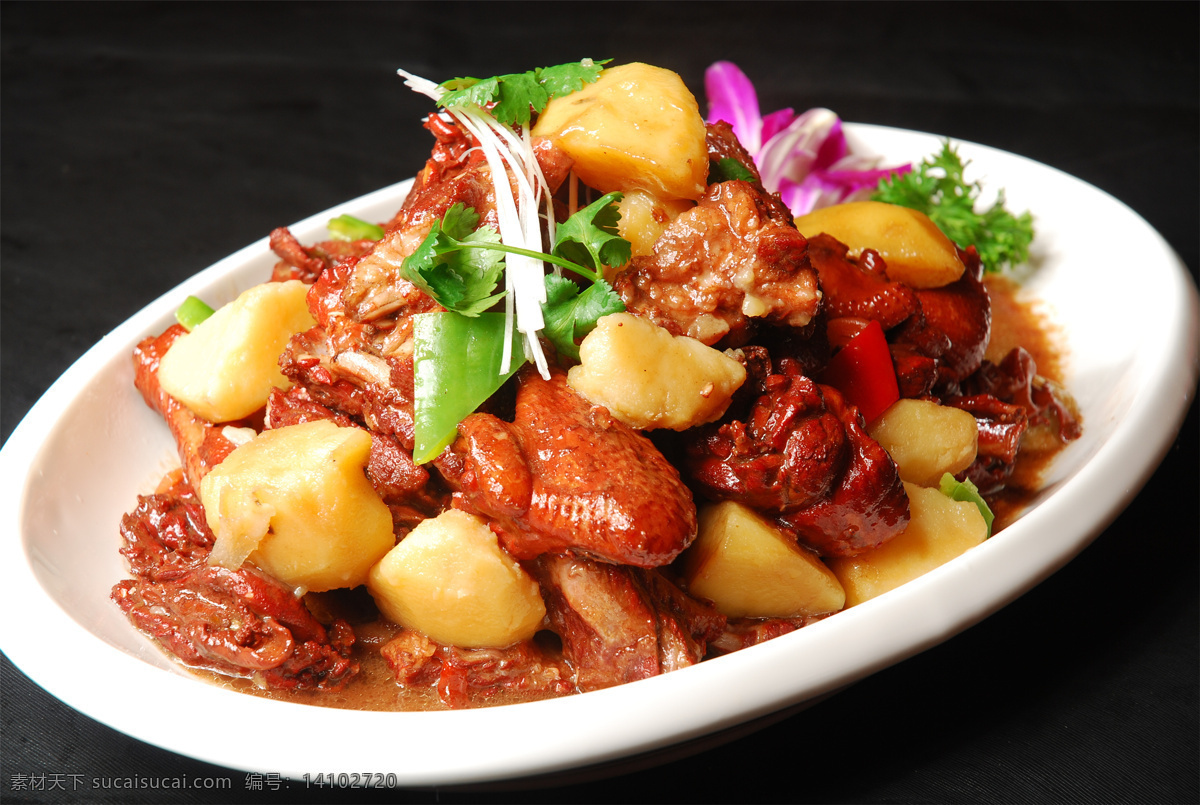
[
  {"x1": 614, "y1": 179, "x2": 820, "y2": 347},
  {"x1": 112, "y1": 475, "x2": 358, "y2": 691},
  {"x1": 687, "y1": 352, "x2": 909, "y2": 558},
  {"x1": 531, "y1": 554, "x2": 725, "y2": 692},
  {"x1": 708, "y1": 613, "x2": 832, "y2": 655},
  {"x1": 438, "y1": 367, "x2": 698, "y2": 568}
]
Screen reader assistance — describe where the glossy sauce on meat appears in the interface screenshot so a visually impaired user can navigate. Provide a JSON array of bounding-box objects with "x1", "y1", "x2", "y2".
[
  {"x1": 982, "y1": 275, "x2": 1075, "y2": 529},
  {"x1": 173, "y1": 278, "x2": 1074, "y2": 712}
]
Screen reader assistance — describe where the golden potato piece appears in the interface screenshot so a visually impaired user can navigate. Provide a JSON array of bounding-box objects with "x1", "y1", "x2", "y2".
[
  {"x1": 567, "y1": 312, "x2": 746, "y2": 431},
  {"x1": 368, "y1": 509, "x2": 547, "y2": 648},
  {"x1": 868, "y1": 399, "x2": 978, "y2": 487},
  {"x1": 157, "y1": 280, "x2": 316, "y2": 422},
  {"x1": 200, "y1": 419, "x2": 394, "y2": 592},
  {"x1": 532, "y1": 62, "x2": 708, "y2": 201},
  {"x1": 793, "y1": 200, "x2": 965, "y2": 289},
  {"x1": 616, "y1": 189, "x2": 693, "y2": 261},
  {"x1": 828, "y1": 482, "x2": 988, "y2": 606},
  {"x1": 681, "y1": 501, "x2": 846, "y2": 619}
]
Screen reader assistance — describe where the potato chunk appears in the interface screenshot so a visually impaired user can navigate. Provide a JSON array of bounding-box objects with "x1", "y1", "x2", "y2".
[
  {"x1": 793, "y1": 201, "x2": 965, "y2": 289},
  {"x1": 157, "y1": 280, "x2": 316, "y2": 422},
  {"x1": 827, "y1": 482, "x2": 988, "y2": 606},
  {"x1": 567, "y1": 312, "x2": 746, "y2": 431},
  {"x1": 532, "y1": 62, "x2": 708, "y2": 201},
  {"x1": 367, "y1": 509, "x2": 546, "y2": 648},
  {"x1": 681, "y1": 501, "x2": 846, "y2": 618},
  {"x1": 868, "y1": 399, "x2": 978, "y2": 487},
  {"x1": 616, "y1": 189, "x2": 693, "y2": 261},
  {"x1": 199, "y1": 419, "x2": 394, "y2": 592}
]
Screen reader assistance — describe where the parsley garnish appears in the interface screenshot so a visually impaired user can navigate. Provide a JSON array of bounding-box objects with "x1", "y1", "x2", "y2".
[
  {"x1": 872, "y1": 142, "x2": 1034, "y2": 272},
  {"x1": 438, "y1": 59, "x2": 610, "y2": 126},
  {"x1": 552, "y1": 192, "x2": 632, "y2": 277},
  {"x1": 402, "y1": 204, "x2": 508, "y2": 316}
]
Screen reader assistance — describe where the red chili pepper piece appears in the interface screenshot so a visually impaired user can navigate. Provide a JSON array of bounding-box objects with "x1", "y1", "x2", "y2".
[{"x1": 819, "y1": 319, "x2": 899, "y2": 423}]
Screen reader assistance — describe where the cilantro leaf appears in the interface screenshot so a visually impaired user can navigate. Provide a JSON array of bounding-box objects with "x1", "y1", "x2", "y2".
[
  {"x1": 404, "y1": 200, "x2": 630, "y2": 356},
  {"x1": 708, "y1": 156, "x2": 757, "y2": 184},
  {"x1": 437, "y1": 59, "x2": 609, "y2": 126},
  {"x1": 553, "y1": 192, "x2": 631, "y2": 275},
  {"x1": 402, "y1": 203, "x2": 507, "y2": 316},
  {"x1": 534, "y1": 60, "x2": 608, "y2": 100},
  {"x1": 541, "y1": 273, "x2": 625, "y2": 361},
  {"x1": 487, "y1": 72, "x2": 548, "y2": 127},
  {"x1": 872, "y1": 141, "x2": 1034, "y2": 272}
]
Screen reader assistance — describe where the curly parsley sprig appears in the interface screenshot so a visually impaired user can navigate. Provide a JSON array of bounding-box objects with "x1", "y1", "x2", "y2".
[{"x1": 872, "y1": 141, "x2": 1034, "y2": 272}]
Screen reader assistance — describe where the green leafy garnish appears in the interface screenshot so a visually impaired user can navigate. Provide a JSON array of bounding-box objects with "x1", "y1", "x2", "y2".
[
  {"x1": 708, "y1": 156, "x2": 757, "y2": 184},
  {"x1": 402, "y1": 204, "x2": 508, "y2": 316},
  {"x1": 327, "y1": 214, "x2": 385, "y2": 242},
  {"x1": 175, "y1": 295, "x2": 215, "y2": 331},
  {"x1": 402, "y1": 197, "x2": 629, "y2": 321},
  {"x1": 437, "y1": 59, "x2": 609, "y2": 126},
  {"x1": 539, "y1": 191, "x2": 629, "y2": 359},
  {"x1": 541, "y1": 273, "x2": 625, "y2": 361},
  {"x1": 872, "y1": 142, "x2": 1034, "y2": 272},
  {"x1": 939, "y1": 472, "x2": 996, "y2": 537},
  {"x1": 552, "y1": 192, "x2": 632, "y2": 276}
]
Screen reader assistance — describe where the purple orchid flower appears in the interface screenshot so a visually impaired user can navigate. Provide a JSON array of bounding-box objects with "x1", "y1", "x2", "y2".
[{"x1": 704, "y1": 61, "x2": 908, "y2": 216}]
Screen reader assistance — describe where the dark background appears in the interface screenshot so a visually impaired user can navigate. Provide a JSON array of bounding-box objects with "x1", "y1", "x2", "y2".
[{"x1": 3, "y1": 2, "x2": 1197, "y2": 803}]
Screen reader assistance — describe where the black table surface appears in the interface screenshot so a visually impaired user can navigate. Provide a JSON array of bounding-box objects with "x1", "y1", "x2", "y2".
[{"x1": 3, "y1": 3, "x2": 1197, "y2": 803}]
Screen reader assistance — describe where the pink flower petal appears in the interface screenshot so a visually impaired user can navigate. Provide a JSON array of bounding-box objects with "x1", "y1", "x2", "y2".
[{"x1": 704, "y1": 61, "x2": 763, "y2": 153}]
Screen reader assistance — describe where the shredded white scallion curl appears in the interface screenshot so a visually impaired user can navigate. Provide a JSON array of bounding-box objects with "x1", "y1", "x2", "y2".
[{"x1": 396, "y1": 68, "x2": 555, "y2": 379}]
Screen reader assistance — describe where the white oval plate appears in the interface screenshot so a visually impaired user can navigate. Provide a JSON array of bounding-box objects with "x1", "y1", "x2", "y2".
[{"x1": 2, "y1": 125, "x2": 1196, "y2": 787}]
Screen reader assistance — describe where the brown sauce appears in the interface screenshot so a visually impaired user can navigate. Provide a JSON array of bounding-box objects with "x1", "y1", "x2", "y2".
[
  {"x1": 983, "y1": 275, "x2": 1077, "y2": 531},
  {"x1": 183, "y1": 274, "x2": 1076, "y2": 711}
]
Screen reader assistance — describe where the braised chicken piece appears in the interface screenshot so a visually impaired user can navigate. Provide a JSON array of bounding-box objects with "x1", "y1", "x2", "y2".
[
  {"x1": 381, "y1": 629, "x2": 575, "y2": 710},
  {"x1": 531, "y1": 554, "x2": 725, "y2": 692},
  {"x1": 614, "y1": 179, "x2": 820, "y2": 347},
  {"x1": 438, "y1": 367, "x2": 698, "y2": 568},
  {"x1": 708, "y1": 613, "x2": 831, "y2": 655},
  {"x1": 892, "y1": 246, "x2": 992, "y2": 389},
  {"x1": 268, "y1": 227, "x2": 378, "y2": 284},
  {"x1": 776, "y1": 382, "x2": 910, "y2": 557},
  {"x1": 118, "y1": 474, "x2": 214, "y2": 582},
  {"x1": 687, "y1": 353, "x2": 909, "y2": 558},
  {"x1": 806, "y1": 233, "x2": 920, "y2": 331},
  {"x1": 112, "y1": 475, "x2": 358, "y2": 691},
  {"x1": 705, "y1": 120, "x2": 795, "y2": 225},
  {"x1": 945, "y1": 346, "x2": 1082, "y2": 494},
  {"x1": 807, "y1": 233, "x2": 991, "y2": 393}
]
